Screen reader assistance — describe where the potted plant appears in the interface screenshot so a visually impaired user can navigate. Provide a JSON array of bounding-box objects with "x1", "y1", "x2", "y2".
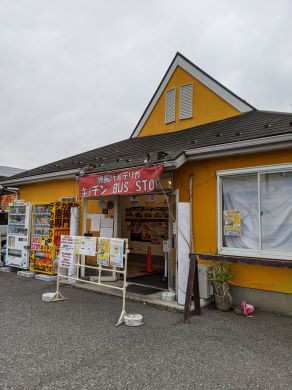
[{"x1": 207, "y1": 264, "x2": 233, "y2": 311}]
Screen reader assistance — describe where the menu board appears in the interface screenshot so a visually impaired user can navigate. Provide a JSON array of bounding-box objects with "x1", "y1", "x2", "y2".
[{"x1": 125, "y1": 207, "x2": 168, "y2": 244}]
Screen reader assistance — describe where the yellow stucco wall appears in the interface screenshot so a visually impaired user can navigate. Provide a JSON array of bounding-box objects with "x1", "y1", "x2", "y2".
[
  {"x1": 174, "y1": 149, "x2": 292, "y2": 294},
  {"x1": 18, "y1": 178, "x2": 99, "y2": 229},
  {"x1": 19, "y1": 179, "x2": 77, "y2": 203},
  {"x1": 138, "y1": 66, "x2": 241, "y2": 137}
]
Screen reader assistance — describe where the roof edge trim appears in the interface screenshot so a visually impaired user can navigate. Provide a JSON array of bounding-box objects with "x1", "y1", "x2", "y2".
[
  {"x1": 185, "y1": 133, "x2": 292, "y2": 160},
  {"x1": 1, "y1": 168, "x2": 80, "y2": 186}
]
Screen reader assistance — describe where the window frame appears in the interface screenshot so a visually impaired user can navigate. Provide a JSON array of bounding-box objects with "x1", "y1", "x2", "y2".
[{"x1": 217, "y1": 162, "x2": 292, "y2": 260}]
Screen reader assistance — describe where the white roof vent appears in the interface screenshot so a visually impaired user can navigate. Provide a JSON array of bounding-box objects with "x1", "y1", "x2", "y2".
[
  {"x1": 165, "y1": 88, "x2": 176, "y2": 124},
  {"x1": 179, "y1": 83, "x2": 193, "y2": 120}
]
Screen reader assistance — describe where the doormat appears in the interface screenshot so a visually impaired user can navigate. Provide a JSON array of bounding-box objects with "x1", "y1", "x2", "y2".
[
  {"x1": 127, "y1": 284, "x2": 165, "y2": 295},
  {"x1": 127, "y1": 272, "x2": 166, "y2": 289}
]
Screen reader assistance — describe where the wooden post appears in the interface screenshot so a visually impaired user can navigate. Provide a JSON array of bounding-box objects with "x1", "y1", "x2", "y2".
[{"x1": 183, "y1": 254, "x2": 201, "y2": 323}]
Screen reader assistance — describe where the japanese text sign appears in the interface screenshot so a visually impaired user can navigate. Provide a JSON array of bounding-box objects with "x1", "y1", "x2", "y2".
[{"x1": 79, "y1": 165, "x2": 164, "y2": 198}]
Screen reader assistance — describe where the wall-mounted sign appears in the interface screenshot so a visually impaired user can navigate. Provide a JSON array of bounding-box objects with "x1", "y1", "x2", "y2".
[
  {"x1": 79, "y1": 165, "x2": 164, "y2": 198},
  {"x1": 223, "y1": 210, "x2": 241, "y2": 236},
  {"x1": 0, "y1": 194, "x2": 17, "y2": 211}
]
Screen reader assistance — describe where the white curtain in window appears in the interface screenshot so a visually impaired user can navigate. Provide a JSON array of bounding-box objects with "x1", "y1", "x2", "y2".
[
  {"x1": 222, "y1": 175, "x2": 259, "y2": 249},
  {"x1": 261, "y1": 172, "x2": 292, "y2": 251}
]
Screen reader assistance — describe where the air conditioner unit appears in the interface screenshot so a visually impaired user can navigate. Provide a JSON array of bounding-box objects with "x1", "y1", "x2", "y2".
[{"x1": 198, "y1": 265, "x2": 213, "y2": 299}]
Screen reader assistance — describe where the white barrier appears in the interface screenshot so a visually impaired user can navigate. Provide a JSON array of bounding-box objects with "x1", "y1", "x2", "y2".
[{"x1": 47, "y1": 236, "x2": 129, "y2": 326}]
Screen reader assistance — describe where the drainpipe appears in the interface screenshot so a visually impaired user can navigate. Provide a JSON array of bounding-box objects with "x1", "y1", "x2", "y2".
[{"x1": 189, "y1": 174, "x2": 194, "y2": 253}]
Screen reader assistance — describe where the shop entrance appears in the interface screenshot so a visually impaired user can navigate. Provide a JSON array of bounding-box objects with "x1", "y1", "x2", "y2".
[
  {"x1": 81, "y1": 191, "x2": 177, "y2": 295},
  {"x1": 119, "y1": 193, "x2": 170, "y2": 295}
]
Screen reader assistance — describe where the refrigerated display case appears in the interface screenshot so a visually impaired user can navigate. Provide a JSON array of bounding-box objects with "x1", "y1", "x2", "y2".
[
  {"x1": 6, "y1": 201, "x2": 32, "y2": 269},
  {"x1": 30, "y1": 201, "x2": 79, "y2": 274}
]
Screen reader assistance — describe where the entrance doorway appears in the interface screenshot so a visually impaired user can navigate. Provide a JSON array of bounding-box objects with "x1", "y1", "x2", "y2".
[
  {"x1": 81, "y1": 190, "x2": 178, "y2": 296},
  {"x1": 119, "y1": 193, "x2": 169, "y2": 294}
]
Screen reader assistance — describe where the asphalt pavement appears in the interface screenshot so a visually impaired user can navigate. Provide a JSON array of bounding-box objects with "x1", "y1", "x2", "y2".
[{"x1": 0, "y1": 271, "x2": 291, "y2": 390}]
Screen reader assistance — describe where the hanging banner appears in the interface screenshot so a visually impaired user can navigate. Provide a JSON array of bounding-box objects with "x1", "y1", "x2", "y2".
[{"x1": 79, "y1": 164, "x2": 164, "y2": 198}]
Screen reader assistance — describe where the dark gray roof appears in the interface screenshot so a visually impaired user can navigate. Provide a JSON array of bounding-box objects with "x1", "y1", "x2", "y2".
[
  {"x1": 0, "y1": 166, "x2": 25, "y2": 177},
  {"x1": 5, "y1": 110, "x2": 292, "y2": 182}
]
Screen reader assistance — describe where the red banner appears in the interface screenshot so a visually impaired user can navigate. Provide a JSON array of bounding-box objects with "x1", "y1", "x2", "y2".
[{"x1": 79, "y1": 165, "x2": 164, "y2": 198}]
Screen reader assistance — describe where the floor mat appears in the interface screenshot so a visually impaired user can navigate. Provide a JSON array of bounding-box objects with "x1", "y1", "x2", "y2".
[
  {"x1": 127, "y1": 284, "x2": 165, "y2": 295},
  {"x1": 127, "y1": 271, "x2": 167, "y2": 289}
]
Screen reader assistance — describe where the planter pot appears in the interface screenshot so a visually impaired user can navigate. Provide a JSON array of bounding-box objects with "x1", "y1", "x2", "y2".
[{"x1": 214, "y1": 294, "x2": 230, "y2": 312}]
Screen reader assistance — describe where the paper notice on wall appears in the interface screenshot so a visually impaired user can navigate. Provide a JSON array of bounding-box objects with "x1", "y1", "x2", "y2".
[
  {"x1": 101, "y1": 217, "x2": 114, "y2": 228},
  {"x1": 89, "y1": 215, "x2": 101, "y2": 232},
  {"x1": 100, "y1": 227, "x2": 113, "y2": 238},
  {"x1": 223, "y1": 210, "x2": 241, "y2": 236},
  {"x1": 97, "y1": 238, "x2": 110, "y2": 266},
  {"x1": 110, "y1": 239, "x2": 124, "y2": 268}
]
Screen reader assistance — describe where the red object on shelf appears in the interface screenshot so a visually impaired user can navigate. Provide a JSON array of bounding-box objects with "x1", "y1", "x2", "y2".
[{"x1": 144, "y1": 246, "x2": 154, "y2": 273}]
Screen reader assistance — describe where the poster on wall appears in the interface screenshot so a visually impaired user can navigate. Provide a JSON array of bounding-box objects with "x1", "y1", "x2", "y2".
[{"x1": 223, "y1": 210, "x2": 241, "y2": 236}]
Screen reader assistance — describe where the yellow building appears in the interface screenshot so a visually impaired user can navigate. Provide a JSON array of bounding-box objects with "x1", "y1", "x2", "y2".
[{"x1": 2, "y1": 52, "x2": 292, "y2": 313}]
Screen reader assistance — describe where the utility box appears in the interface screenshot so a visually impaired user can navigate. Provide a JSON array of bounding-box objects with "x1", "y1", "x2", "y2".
[{"x1": 198, "y1": 265, "x2": 213, "y2": 299}]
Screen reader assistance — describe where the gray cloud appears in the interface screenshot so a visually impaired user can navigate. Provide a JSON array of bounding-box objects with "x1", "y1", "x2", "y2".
[{"x1": 0, "y1": 0, "x2": 292, "y2": 169}]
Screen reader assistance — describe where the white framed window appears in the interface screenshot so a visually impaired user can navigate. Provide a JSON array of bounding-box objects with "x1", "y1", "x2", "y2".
[
  {"x1": 179, "y1": 83, "x2": 193, "y2": 120},
  {"x1": 165, "y1": 88, "x2": 176, "y2": 124},
  {"x1": 217, "y1": 163, "x2": 292, "y2": 260}
]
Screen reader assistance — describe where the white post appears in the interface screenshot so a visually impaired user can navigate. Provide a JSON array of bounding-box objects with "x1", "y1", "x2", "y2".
[
  {"x1": 81, "y1": 199, "x2": 87, "y2": 278},
  {"x1": 177, "y1": 202, "x2": 191, "y2": 305}
]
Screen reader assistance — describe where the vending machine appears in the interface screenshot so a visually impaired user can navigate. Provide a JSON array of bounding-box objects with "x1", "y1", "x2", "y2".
[
  {"x1": 6, "y1": 201, "x2": 32, "y2": 269},
  {"x1": 30, "y1": 201, "x2": 79, "y2": 275}
]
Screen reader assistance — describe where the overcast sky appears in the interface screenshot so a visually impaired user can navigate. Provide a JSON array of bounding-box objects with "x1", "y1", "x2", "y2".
[{"x1": 1, "y1": 0, "x2": 292, "y2": 170}]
